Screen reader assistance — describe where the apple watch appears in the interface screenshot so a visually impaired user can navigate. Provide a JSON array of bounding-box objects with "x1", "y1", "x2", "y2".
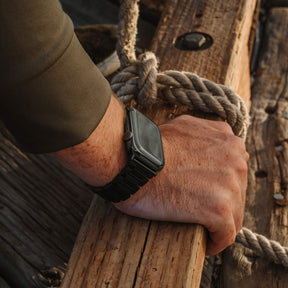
[{"x1": 90, "y1": 108, "x2": 165, "y2": 203}]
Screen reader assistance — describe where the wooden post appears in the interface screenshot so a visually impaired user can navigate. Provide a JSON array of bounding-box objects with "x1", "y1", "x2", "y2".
[
  {"x1": 222, "y1": 7, "x2": 288, "y2": 287},
  {"x1": 61, "y1": 0, "x2": 256, "y2": 287}
]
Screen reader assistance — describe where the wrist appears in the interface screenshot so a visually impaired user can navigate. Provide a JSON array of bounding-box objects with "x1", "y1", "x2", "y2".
[
  {"x1": 91, "y1": 108, "x2": 165, "y2": 203},
  {"x1": 51, "y1": 94, "x2": 127, "y2": 186}
]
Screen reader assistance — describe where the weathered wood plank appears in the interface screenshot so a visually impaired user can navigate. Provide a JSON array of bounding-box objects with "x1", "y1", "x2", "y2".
[
  {"x1": 135, "y1": 1, "x2": 256, "y2": 287},
  {"x1": 134, "y1": 224, "x2": 205, "y2": 288},
  {"x1": 61, "y1": 1, "x2": 256, "y2": 287},
  {"x1": 248, "y1": 0, "x2": 262, "y2": 61},
  {"x1": 0, "y1": 130, "x2": 92, "y2": 288},
  {"x1": 222, "y1": 8, "x2": 288, "y2": 287},
  {"x1": 149, "y1": 0, "x2": 255, "y2": 108},
  {"x1": 61, "y1": 197, "x2": 149, "y2": 288}
]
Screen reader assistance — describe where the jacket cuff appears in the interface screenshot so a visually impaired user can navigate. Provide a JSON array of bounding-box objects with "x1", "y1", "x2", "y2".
[{"x1": 4, "y1": 34, "x2": 111, "y2": 153}]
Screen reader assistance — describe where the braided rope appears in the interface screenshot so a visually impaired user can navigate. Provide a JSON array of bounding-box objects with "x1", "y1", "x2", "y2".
[
  {"x1": 237, "y1": 228, "x2": 288, "y2": 268},
  {"x1": 114, "y1": 0, "x2": 288, "y2": 268},
  {"x1": 112, "y1": 41, "x2": 249, "y2": 139}
]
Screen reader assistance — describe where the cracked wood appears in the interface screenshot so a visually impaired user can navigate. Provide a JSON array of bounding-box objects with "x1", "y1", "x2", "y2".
[{"x1": 222, "y1": 8, "x2": 288, "y2": 288}]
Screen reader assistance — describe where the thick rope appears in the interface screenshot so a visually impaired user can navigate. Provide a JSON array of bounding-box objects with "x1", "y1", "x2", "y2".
[
  {"x1": 116, "y1": 0, "x2": 138, "y2": 67},
  {"x1": 237, "y1": 228, "x2": 288, "y2": 268},
  {"x1": 113, "y1": 0, "x2": 288, "y2": 268},
  {"x1": 112, "y1": 60, "x2": 249, "y2": 139}
]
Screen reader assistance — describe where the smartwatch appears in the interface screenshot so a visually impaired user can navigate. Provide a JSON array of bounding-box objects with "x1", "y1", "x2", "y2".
[{"x1": 91, "y1": 108, "x2": 165, "y2": 203}]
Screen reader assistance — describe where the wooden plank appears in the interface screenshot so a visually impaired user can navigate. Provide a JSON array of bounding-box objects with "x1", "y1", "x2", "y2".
[
  {"x1": 135, "y1": 1, "x2": 256, "y2": 287},
  {"x1": 149, "y1": 0, "x2": 255, "y2": 108},
  {"x1": 222, "y1": 8, "x2": 288, "y2": 287},
  {"x1": 248, "y1": 0, "x2": 262, "y2": 61},
  {"x1": 61, "y1": 0, "x2": 256, "y2": 287},
  {"x1": 0, "y1": 129, "x2": 92, "y2": 287}
]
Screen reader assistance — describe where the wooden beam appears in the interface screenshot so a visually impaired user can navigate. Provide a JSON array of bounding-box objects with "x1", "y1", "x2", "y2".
[
  {"x1": 149, "y1": 0, "x2": 255, "y2": 108},
  {"x1": 61, "y1": 0, "x2": 256, "y2": 287},
  {"x1": 222, "y1": 8, "x2": 288, "y2": 287}
]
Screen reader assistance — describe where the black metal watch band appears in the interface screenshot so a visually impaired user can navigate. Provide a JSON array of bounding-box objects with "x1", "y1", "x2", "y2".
[
  {"x1": 91, "y1": 159, "x2": 156, "y2": 203},
  {"x1": 90, "y1": 107, "x2": 164, "y2": 203}
]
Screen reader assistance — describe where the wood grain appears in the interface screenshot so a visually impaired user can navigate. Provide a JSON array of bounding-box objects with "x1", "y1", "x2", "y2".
[
  {"x1": 0, "y1": 130, "x2": 92, "y2": 288},
  {"x1": 222, "y1": 8, "x2": 288, "y2": 288},
  {"x1": 61, "y1": 1, "x2": 256, "y2": 287},
  {"x1": 150, "y1": 0, "x2": 255, "y2": 108}
]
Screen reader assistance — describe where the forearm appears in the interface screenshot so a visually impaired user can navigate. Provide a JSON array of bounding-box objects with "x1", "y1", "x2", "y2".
[{"x1": 51, "y1": 94, "x2": 128, "y2": 186}]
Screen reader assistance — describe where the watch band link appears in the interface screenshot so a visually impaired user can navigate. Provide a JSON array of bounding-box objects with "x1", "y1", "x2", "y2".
[{"x1": 91, "y1": 159, "x2": 155, "y2": 203}]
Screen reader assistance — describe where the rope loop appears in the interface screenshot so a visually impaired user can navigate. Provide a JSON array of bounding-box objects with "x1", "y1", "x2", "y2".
[{"x1": 111, "y1": 51, "x2": 158, "y2": 105}]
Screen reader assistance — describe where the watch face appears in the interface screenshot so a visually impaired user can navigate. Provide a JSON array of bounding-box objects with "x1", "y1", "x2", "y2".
[{"x1": 128, "y1": 109, "x2": 165, "y2": 172}]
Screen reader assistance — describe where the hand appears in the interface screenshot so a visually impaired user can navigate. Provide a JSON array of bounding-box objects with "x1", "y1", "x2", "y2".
[
  {"x1": 51, "y1": 95, "x2": 248, "y2": 256},
  {"x1": 114, "y1": 115, "x2": 249, "y2": 256}
]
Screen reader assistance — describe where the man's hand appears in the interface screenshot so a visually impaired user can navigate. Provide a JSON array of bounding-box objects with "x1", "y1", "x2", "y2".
[
  {"x1": 114, "y1": 115, "x2": 248, "y2": 256},
  {"x1": 52, "y1": 95, "x2": 248, "y2": 256}
]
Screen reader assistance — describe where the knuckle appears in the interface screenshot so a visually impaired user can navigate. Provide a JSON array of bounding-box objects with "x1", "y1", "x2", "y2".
[
  {"x1": 231, "y1": 136, "x2": 246, "y2": 152},
  {"x1": 221, "y1": 136, "x2": 245, "y2": 157},
  {"x1": 229, "y1": 180, "x2": 244, "y2": 203},
  {"x1": 176, "y1": 114, "x2": 193, "y2": 122},
  {"x1": 245, "y1": 152, "x2": 250, "y2": 161},
  {"x1": 214, "y1": 196, "x2": 231, "y2": 217},
  {"x1": 235, "y1": 158, "x2": 248, "y2": 174}
]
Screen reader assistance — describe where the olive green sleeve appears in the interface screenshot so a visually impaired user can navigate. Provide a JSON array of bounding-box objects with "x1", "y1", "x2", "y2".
[{"x1": 0, "y1": 0, "x2": 111, "y2": 153}]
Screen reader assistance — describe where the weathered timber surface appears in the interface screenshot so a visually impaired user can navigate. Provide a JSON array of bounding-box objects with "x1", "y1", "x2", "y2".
[
  {"x1": 149, "y1": 0, "x2": 256, "y2": 108},
  {"x1": 222, "y1": 8, "x2": 288, "y2": 288},
  {"x1": 0, "y1": 130, "x2": 92, "y2": 287},
  {"x1": 248, "y1": 0, "x2": 262, "y2": 62},
  {"x1": 61, "y1": 1, "x2": 256, "y2": 287}
]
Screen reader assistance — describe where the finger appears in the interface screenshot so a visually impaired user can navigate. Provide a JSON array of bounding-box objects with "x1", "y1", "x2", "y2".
[
  {"x1": 228, "y1": 171, "x2": 246, "y2": 234},
  {"x1": 206, "y1": 218, "x2": 236, "y2": 256},
  {"x1": 245, "y1": 151, "x2": 249, "y2": 162}
]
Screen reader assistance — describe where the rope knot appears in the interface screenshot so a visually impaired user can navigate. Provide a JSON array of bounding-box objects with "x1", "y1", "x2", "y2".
[{"x1": 111, "y1": 51, "x2": 158, "y2": 106}]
